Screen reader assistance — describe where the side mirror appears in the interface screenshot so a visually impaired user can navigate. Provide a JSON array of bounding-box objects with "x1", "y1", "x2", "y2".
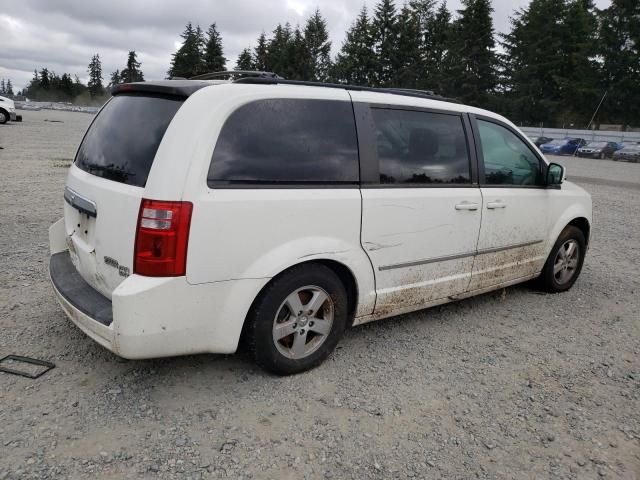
[{"x1": 546, "y1": 162, "x2": 565, "y2": 187}]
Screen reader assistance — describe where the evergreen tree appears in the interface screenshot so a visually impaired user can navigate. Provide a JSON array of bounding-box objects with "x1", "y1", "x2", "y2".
[
  {"x1": 371, "y1": 0, "x2": 398, "y2": 87},
  {"x1": 393, "y1": 5, "x2": 422, "y2": 88},
  {"x1": 203, "y1": 23, "x2": 226, "y2": 72},
  {"x1": 416, "y1": 1, "x2": 453, "y2": 93},
  {"x1": 87, "y1": 54, "x2": 104, "y2": 98},
  {"x1": 59, "y1": 74, "x2": 73, "y2": 99},
  {"x1": 6, "y1": 79, "x2": 13, "y2": 95},
  {"x1": 253, "y1": 32, "x2": 269, "y2": 71},
  {"x1": 0, "y1": 79, "x2": 5, "y2": 94},
  {"x1": 168, "y1": 22, "x2": 206, "y2": 78},
  {"x1": 598, "y1": 0, "x2": 640, "y2": 126},
  {"x1": 235, "y1": 48, "x2": 254, "y2": 70},
  {"x1": 267, "y1": 23, "x2": 293, "y2": 75},
  {"x1": 333, "y1": 6, "x2": 376, "y2": 85},
  {"x1": 40, "y1": 67, "x2": 51, "y2": 90},
  {"x1": 502, "y1": 0, "x2": 572, "y2": 124},
  {"x1": 284, "y1": 26, "x2": 307, "y2": 80},
  {"x1": 446, "y1": 0, "x2": 497, "y2": 106},
  {"x1": 121, "y1": 51, "x2": 145, "y2": 83},
  {"x1": 109, "y1": 69, "x2": 121, "y2": 86},
  {"x1": 303, "y1": 9, "x2": 332, "y2": 81}
]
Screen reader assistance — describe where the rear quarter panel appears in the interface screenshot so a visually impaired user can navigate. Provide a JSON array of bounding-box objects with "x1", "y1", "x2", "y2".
[{"x1": 164, "y1": 84, "x2": 377, "y2": 317}]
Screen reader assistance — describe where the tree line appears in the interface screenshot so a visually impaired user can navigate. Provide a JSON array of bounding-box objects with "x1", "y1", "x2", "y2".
[
  {"x1": 168, "y1": 0, "x2": 638, "y2": 128},
  {"x1": 0, "y1": 79, "x2": 14, "y2": 96},
  {"x1": 11, "y1": 0, "x2": 639, "y2": 127},
  {"x1": 19, "y1": 51, "x2": 145, "y2": 105}
]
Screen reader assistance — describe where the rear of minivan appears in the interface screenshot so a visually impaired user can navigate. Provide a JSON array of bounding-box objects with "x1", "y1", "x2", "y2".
[{"x1": 49, "y1": 81, "x2": 264, "y2": 358}]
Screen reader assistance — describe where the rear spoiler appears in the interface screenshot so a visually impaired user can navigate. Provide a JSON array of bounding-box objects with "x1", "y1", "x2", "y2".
[{"x1": 111, "y1": 80, "x2": 212, "y2": 98}]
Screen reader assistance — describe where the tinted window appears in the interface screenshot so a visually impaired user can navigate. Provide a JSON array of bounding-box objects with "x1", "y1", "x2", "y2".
[
  {"x1": 76, "y1": 94, "x2": 183, "y2": 187},
  {"x1": 371, "y1": 108, "x2": 470, "y2": 184},
  {"x1": 208, "y1": 99, "x2": 358, "y2": 184},
  {"x1": 477, "y1": 120, "x2": 542, "y2": 186}
]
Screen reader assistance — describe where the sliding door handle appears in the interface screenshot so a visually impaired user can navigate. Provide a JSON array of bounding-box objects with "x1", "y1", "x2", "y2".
[
  {"x1": 487, "y1": 201, "x2": 507, "y2": 209},
  {"x1": 455, "y1": 201, "x2": 480, "y2": 211}
]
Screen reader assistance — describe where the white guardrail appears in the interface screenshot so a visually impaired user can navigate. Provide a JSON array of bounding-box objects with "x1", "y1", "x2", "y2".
[{"x1": 520, "y1": 127, "x2": 640, "y2": 144}]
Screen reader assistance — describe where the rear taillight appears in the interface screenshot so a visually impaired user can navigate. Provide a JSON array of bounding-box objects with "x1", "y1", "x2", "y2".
[{"x1": 134, "y1": 199, "x2": 193, "y2": 277}]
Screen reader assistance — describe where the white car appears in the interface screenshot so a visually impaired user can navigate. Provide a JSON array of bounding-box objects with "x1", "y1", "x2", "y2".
[
  {"x1": 49, "y1": 77, "x2": 592, "y2": 375},
  {"x1": 0, "y1": 95, "x2": 17, "y2": 123}
]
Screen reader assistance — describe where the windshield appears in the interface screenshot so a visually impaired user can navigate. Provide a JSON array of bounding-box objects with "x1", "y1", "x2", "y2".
[
  {"x1": 75, "y1": 94, "x2": 183, "y2": 187},
  {"x1": 548, "y1": 139, "x2": 567, "y2": 145},
  {"x1": 621, "y1": 145, "x2": 640, "y2": 151},
  {"x1": 586, "y1": 142, "x2": 607, "y2": 148}
]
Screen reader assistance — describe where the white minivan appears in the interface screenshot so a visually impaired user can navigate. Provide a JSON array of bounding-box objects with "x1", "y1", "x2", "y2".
[{"x1": 49, "y1": 76, "x2": 592, "y2": 375}]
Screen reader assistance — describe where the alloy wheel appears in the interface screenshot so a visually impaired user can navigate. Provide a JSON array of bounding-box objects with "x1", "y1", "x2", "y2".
[
  {"x1": 272, "y1": 285, "x2": 334, "y2": 359},
  {"x1": 553, "y1": 239, "x2": 580, "y2": 285}
]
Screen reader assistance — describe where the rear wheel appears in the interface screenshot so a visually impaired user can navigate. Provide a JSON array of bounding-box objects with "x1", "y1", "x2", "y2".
[
  {"x1": 538, "y1": 226, "x2": 586, "y2": 293},
  {"x1": 245, "y1": 264, "x2": 348, "y2": 375},
  {"x1": 599, "y1": 152, "x2": 605, "y2": 159}
]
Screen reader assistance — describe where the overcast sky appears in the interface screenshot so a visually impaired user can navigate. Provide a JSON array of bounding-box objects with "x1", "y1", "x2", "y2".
[{"x1": 1, "y1": 0, "x2": 611, "y2": 92}]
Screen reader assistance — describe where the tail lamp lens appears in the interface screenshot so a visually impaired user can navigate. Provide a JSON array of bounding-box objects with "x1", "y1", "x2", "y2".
[{"x1": 134, "y1": 199, "x2": 193, "y2": 276}]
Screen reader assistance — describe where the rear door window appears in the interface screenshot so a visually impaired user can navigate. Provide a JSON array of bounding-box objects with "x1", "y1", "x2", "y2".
[
  {"x1": 208, "y1": 99, "x2": 359, "y2": 185},
  {"x1": 371, "y1": 108, "x2": 471, "y2": 184},
  {"x1": 75, "y1": 94, "x2": 183, "y2": 187}
]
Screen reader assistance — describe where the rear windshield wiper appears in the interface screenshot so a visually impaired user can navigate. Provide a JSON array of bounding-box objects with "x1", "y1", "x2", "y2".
[{"x1": 83, "y1": 163, "x2": 137, "y2": 182}]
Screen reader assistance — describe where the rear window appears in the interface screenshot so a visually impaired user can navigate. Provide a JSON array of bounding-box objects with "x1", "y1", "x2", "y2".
[
  {"x1": 75, "y1": 94, "x2": 183, "y2": 187},
  {"x1": 208, "y1": 99, "x2": 359, "y2": 185}
]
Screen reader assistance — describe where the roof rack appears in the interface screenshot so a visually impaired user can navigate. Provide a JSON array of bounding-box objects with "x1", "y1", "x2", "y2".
[
  {"x1": 232, "y1": 77, "x2": 459, "y2": 104},
  {"x1": 189, "y1": 70, "x2": 283, "y2": 81}
]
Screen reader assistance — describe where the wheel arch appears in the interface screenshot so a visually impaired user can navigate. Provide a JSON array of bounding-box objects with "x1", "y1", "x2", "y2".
[
  {"x1": 0, "y1": 107, "x2": 9, "y2": 123},
  {"x1": 245, "y1": 259, "x2": 360, "y2": 329},
  {"x1": 567, "y1": 217, "x2": 590, "y2": 247}
]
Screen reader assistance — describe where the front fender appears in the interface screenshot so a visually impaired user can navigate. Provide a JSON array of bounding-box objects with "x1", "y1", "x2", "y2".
[{"x1": 546, "y1": 182, "x2": 592, "y2": 254}]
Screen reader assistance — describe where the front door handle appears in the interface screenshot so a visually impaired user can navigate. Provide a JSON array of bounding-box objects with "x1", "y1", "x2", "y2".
[
  {"x1": 487, "y1": 201, "x2": 507, "y2": 209},
  {"x1": 455, "y1": 201, "x2": 480, "y2": 211}
]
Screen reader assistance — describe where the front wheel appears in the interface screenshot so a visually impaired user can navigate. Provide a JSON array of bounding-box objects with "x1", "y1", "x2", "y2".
[
  {"x1": 0, "y1": 110, "x2": 8, "y2": 124},
  {"x1": 244, "y1": 264, "x2": 348, "y2": 375},
  {"x1": 538, "y1": 226, "x2": 586, "y2": 293}
]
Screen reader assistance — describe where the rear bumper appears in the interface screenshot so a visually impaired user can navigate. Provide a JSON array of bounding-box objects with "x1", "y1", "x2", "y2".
[{"x1": 49, "y1": 219, "x2": 268, "y2": 359}]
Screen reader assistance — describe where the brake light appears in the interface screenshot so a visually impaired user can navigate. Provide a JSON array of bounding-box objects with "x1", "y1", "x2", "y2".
[{"x1": 134, "y1": 199, "x2": 193, "y2": 277}]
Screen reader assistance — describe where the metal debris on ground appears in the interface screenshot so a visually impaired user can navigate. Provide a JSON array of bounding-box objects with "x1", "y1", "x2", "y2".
[{"x1": 0, "y1": 355, "x2": 55, "y2": 379}]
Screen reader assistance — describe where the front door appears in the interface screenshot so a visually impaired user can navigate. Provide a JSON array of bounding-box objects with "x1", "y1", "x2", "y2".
[
  {"x1": 469, "y1": 116, "x2": 551, "y2": 291},
  {"x1": 357, "y1": 103, "x2": 482, "y2": 315}
]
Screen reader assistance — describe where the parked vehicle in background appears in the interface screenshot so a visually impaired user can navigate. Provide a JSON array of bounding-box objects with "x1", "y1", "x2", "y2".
[
  {"x1": 539, "y1": 138, "x2": 586, "y2": 155},
  {"x1": 528, "y1": 136, "x2": 553, "y2": 147},
  {"x1": 0, "y1": 95, "x2": 20, "y2": 124},
  {"x1": 576, "y1": 141, "x2": 621, "y2": 159},
  {"x1": 48, "y1": 75, "x2": 592, "y2": 375},
  {"x1": 613, "y1": 143, "x2": 640, "y2": 162}
]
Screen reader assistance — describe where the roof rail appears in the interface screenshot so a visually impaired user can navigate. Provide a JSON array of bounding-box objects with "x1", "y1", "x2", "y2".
[
  {"x1": 232, "y1": 77, "x2": 459, "y2": 104},
  {"x1": 189, "y1": 70, "x2": 283, "y2": 81}
]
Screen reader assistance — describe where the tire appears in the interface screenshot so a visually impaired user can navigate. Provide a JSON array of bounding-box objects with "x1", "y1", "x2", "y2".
[
  {"x1": 538, "y1": 226, "x2": 586, "y2": 293},
  {"x1": 0, "y1": 110, "x2": 8, "y2": 125},
  {"x1": 244, "y1": 263, "x2": 348, "y2": 375},
  {"x1": 599, "y1": 152, "x2": 605, "y2": 159}
]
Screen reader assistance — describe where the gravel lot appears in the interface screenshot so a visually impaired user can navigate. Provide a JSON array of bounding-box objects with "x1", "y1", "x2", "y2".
[{"x1": 1, "y1": 110, "x2": 639, "y2": 480}]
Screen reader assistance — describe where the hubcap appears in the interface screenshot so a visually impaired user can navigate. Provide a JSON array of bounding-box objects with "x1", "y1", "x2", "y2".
[
  {"x1": 553, "y1": 239, "x2": 580, "y2": 285},
  {"x1": 272, "y1": 285, "x2": 334, "y2": 360}
]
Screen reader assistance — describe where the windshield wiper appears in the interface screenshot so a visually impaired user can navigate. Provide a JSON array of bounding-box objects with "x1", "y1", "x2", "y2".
[{"x1": 84, "y1": 163, "x2": 137, "y2": 182}]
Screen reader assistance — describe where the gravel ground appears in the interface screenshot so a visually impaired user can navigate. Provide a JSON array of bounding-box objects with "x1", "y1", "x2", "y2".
[{"x1": 0, "y1": 110, "x2": 639, "y2": 480}]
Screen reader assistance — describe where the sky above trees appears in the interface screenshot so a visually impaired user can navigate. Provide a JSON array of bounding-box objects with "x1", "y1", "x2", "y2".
[{"x1": 0, "y1": 0, "x2": 611, "y2": 91}]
